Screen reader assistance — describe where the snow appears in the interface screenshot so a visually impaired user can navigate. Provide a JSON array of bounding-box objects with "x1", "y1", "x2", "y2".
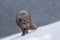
[{"x1": 0, "y1": 21, "x2": 60, "y2": 40}]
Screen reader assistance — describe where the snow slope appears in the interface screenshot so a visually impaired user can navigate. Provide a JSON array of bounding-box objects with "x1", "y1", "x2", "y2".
[{"x1": 0, "y1": 21, "x2": 60, "y2": 40}]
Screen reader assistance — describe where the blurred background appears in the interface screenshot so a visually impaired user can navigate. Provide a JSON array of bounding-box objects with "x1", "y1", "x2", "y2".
[{"x1": 0, "y1": 0, "x2": 60, "y2": 38}]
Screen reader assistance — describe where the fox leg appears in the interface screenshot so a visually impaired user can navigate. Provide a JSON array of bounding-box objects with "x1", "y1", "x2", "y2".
[{"x1": 22, "y1": 28, "x2": 28, "y2": 36}]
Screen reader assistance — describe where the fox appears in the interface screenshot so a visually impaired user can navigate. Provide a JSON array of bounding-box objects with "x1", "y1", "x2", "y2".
[{"x1": 16, "y1": 10, "x2": 37, "y2": 36}]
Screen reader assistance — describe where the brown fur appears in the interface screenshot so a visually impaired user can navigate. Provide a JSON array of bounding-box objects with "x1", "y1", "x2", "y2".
[{"x1": 16, "y1": 10, "x2": 37, "y2": 36}]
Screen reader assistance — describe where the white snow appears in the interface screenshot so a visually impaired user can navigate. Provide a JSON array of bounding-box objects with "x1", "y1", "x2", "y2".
[{"x1": 0, "y1": 21, "x2": 60, "y2": 40}]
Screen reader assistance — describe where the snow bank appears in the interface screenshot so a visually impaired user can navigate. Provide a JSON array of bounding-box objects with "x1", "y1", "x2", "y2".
[{"x1": 0, "y1": 21, "x2": 60, "y2": 40}]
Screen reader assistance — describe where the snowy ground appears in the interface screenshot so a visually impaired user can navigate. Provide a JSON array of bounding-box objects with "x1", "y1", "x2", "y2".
[{"x1": 0, "y1": 21, "x2": 60, "y2": 40}]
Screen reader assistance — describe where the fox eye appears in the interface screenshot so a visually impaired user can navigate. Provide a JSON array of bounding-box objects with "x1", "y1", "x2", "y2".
[{"x1": 19, "y1": 18, "x2": 22, "y2": 22}]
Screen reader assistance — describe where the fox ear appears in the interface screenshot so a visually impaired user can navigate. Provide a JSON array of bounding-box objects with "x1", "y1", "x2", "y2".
[{"x1": 19, "y1": 18, "x2": 22, "y2": 22}]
